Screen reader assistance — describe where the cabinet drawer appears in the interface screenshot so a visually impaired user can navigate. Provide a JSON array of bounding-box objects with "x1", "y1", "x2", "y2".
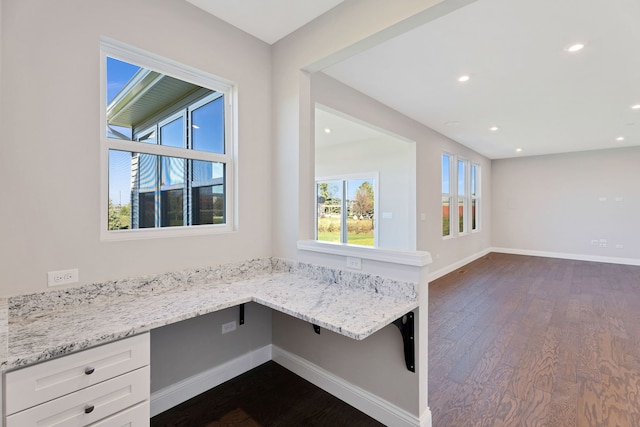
[
  {"x1": 6, "y1": 366, "x2": 149, "y2": 427},
  {"x1": 89, "y1": 400, "x2": 149, "y2": 427},
  {"x1": 6, "y1": 333, "x2": 149, "y2": 415}
]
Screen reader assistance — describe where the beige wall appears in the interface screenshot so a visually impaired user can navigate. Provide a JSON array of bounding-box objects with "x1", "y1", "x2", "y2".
[
  {"x1": 311, "y1": 73, "x2": 492, "y2": 276},
  {"x1": 492, "y1": 146, "x2": 640, "y2": 262},
  {"x1": 0, "y1": 0, "x2": 272, "y2": 296},
  {"x1": 270, "y1": 1, "x2": 484, "y2": 417},
  {"x1": 270, "y1": 0, "x2": 477, "y2": 260}
]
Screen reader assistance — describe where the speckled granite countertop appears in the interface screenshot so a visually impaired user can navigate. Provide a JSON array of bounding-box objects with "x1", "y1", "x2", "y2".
[{"x1": 0, "y1": 258, "x2": 418, "y2": 371}]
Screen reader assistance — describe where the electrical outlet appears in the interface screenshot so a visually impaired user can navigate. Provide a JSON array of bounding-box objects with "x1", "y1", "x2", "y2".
[
  {"x1": 47, "y1": 269, "x2": 79, "y2": 287},
  {"x1": 222, "y1": 321, "x2": 237, "y2": 334},
  {"x1": 346, "y1": 257, "x2": 362, "y2": 269}
]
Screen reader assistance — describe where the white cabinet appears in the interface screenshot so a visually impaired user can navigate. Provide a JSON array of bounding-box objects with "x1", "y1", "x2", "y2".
[{"x1": 4, "y1": 333, "x2": 150, "y2": 427}]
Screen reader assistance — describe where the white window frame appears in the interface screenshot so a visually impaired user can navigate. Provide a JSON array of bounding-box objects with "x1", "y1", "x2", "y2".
[{"x1": 100, "y1": 37, "x2": 236, "y2": 240}]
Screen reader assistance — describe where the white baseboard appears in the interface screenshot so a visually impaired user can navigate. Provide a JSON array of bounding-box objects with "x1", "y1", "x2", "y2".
[
  {"x1": 491, "y1": 247, "x2": 640, "y2": 266},
  {"x1": 272, "y1": 345, "x2": 428, "y2": 427},
  {"x1": 150, "y1": 345, "x2": 272, "y2": 417},
  {"x1": 428, "y1": 247, "x2": 492, "y2": 282}
]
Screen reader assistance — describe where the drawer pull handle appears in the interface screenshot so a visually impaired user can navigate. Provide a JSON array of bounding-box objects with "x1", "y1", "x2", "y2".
[
  {"x1": 84, "y1": 404, "x2": 95, "y2": 414},
  {"x1": 84, "y1": 366, "x2": 95, "y2": 375}
]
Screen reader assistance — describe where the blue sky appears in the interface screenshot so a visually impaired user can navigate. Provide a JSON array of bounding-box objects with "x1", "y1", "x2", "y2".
[{"x1": 107, "y1": 57, "x2": 140, "y2": 104}]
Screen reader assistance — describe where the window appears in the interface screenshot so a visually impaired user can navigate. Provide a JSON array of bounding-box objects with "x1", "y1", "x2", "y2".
[
  {"x1": 442, "y1": 154, "x2": 452, "y2": 237},
  {"x1": 316, "y1": 177, "x2": 376, "y2": 246},
  {"x1": 442, "y1": 153, "x2": 480, "y2": 238},
  {"x1": 101, "y1": 39, "x2": 234, "y2": 238},
  {"x1": 470, "y1": 163, "x2": 480, "y2": 231},
  {"x1": 458, "y1": 158, "x2": 468, "y2": 234}
]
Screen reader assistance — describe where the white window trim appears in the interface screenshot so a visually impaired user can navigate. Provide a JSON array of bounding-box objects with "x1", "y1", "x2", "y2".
[
  {"x1": 315, "y1": 172, "x2": 379, "y2": 247},
  {"x1": 443, "y1": 153, "x2": 481, "y2": 239},
  {"x1": 100, "y1": 37, "x2": 237, "y2": 240}
]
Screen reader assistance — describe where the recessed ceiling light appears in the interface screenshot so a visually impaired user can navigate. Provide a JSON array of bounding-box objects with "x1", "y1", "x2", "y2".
[
  {"x1": 516, "y1": 148, "x2": 523, "y2": 152},
  {"x1": 632, "y1": 104, "x2": 640, "y2": 110},
  {"x1": 324, "y1": 128, "x2": 331, "y2": 134},
  {"x1": 458, "y1": 75, "x2": 470, "y2": 83},
  {"x1": 489, "y1": 126, "x2": 499, "y2": 132},
  {"x1": 565, "y1": 43, "x2": 585, "y2": 53},
  {"x1": 616, "y1": 136, "x2": 625, "y2": 141}
]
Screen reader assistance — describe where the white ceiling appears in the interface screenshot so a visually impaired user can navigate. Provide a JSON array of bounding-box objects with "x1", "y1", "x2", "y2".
[
  {"x1": 323, "y1": 0, "x2": 640, "y2": 159},
  {"x1": 188, "y1": 0, "x2": 640, "y2": 159},
  {"x1": 184, "y1": 0, "x2": 343, "y2": 45}
]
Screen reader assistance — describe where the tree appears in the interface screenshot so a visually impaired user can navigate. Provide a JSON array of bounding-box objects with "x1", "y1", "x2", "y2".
[
  {"x1": 352, "y1": 181, "x2": 374, "y2": 218},
  {"x1": 108, "y1": 200, "x2": 131, "y2": 230},
  {"x1": 108, "y1": 199, "x2": 122, "y2": 230}
]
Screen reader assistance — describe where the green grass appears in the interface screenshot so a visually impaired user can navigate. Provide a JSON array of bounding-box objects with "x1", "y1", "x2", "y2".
[{"x1": 317, "y1": 216, "x2": 374, "y2": 246}]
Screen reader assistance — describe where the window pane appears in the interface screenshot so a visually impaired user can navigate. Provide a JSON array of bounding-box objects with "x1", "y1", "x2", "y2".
[
  {"x1": 192, "y1": 160, "x2": 225, "y2": 225},
  {"x1": 138, "y1": 192, "x2": 156, "y2": 228},
  {"x1": 161, "y1": 156, "x2": 185, "y2": 188},
  {"x1": 458, "y1": 199, "x2": 465, "y2": 233},
  {"x1": 316, "y1": 181, "x2": 342, "y2": 243},
  {"x1": 442, "y1": 196, "x2": 450, "y2": 237},
  {"x1": 161, "y1": 189, "x2": 184, "y2": 227},
  {"x1": 442, "y1": 155, "x2": 450, "y2": 194},
  {"x1": 137, "y1": 128, "x2": 157, "y2": 144},
  {"x1": 135, "y1": 154, "x2": 158, "y2": 228},
  {"x1": 472, "y1": 199, "x2": 478, "y2": 231},
  {"x1": 108, "y1": 150, "x2": 133, "y2": 230},
  {"x1": 458, "y1": 160, "x2": 465, "y2": 196},
  {"x1": 160, "y1": 117, "x2": 185, "y2": 148},
  {"x1": 346, "y1": 179, "x2": 374, "y2": 246},
  {"x1": 470, "y1": 164, "x2": 477, "y2": 197},
  {"x1": 192, "y1": 97, "x2": 225, "y2": 154}
]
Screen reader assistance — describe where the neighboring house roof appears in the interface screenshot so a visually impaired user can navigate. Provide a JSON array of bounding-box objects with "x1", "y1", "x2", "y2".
[{"x1": 107, "y1": 69, "x2": 201, "y2": 128}]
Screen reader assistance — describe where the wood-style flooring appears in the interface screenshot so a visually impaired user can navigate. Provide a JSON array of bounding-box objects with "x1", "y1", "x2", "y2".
[
  {"x1": 429, "y1": 252, "x2": 640, "y2": 426},
  {"x1": 150, "y1": 361, "x2": 383, "y2": 426},
  {"x1": 152, "y1": 253, "x2": 640, "y2": 426}
]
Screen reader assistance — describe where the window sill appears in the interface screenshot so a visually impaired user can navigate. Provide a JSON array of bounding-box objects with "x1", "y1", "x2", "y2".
[
  {"x1": 297, "y1": 240, "x2": 432, "y2": 267},
  {"x1": 101, "y1": 224, "x2": 234, "y2": 241}
]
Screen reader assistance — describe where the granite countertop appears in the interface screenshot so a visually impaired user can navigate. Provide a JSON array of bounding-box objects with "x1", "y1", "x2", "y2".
[{"x1": 0, "y1": 258, "x2": 418, "y2": 371}]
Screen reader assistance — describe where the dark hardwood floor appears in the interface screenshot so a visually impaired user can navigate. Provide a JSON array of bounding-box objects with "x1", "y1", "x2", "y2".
[
  {"x1": 150, "y1": 361, "x2": 383, "y2": 427},
  {"x1": 152, "y1": 253, "x2": 640, "y2": 426},
  {"x1": 429, "y1": 252, "x2": 640, "y2": 426}
]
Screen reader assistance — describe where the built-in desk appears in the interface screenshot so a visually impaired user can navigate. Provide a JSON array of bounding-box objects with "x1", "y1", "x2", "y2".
[
  {"x1": 0, "y1": 257, "x2": 429, "y2": 426},
  {"x1": 1, "y1": 258, "x2": 417, "y2": 370}
]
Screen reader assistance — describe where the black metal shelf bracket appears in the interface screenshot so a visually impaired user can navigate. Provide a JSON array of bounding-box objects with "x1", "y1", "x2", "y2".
[
  {"x1": 393, "y1": 312, "x2": 415, "y2": 372},
  {"x1": 239, "y1": 304, "x2": 245, "y2": 325},
  {"x1": 313, "y1": 324, "x2": 321, "y2": 334}
]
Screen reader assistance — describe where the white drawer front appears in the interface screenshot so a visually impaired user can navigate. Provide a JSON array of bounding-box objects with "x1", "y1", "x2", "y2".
[
  {"x1": 6, "y1": 333, "x2": 149, "y2": 415},
  {"x1": 89, "y1": 400, "x2": 149, "y2": 427},
  {"x1": 6, "y1": 366, "x2": 149, "y2": 427}
]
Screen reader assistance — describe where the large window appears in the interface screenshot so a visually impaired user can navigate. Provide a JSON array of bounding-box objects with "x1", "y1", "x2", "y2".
[
  {"x1": 442, "y1": 153, "x2": 480, "y2": 238},
  {"x1": 101, "y1": 39, "x2": 234, "y2": 238},
  {"x1": 316, "y1": 177, "x2": 376, "y2": 246}
]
